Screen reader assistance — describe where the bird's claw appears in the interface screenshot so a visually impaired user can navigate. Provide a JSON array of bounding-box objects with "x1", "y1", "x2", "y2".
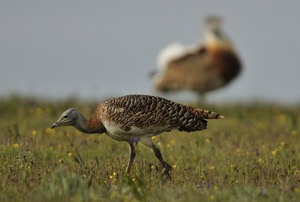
[{"x1": 162, "y1": 163, "x2": 172, "y2": 180}]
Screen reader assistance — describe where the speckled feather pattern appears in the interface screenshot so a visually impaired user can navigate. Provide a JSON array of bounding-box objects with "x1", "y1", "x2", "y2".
[{"x1": 91, "y1": 94, "x2": 221, "y2": 133}]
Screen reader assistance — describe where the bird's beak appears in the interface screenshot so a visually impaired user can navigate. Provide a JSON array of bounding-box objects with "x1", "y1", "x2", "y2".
[{"x1": 51, "y1": 122, "x2": 58, "y2": 129}]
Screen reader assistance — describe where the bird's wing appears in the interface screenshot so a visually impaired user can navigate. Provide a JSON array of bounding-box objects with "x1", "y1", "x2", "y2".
[
  {"x1": 157, "y1": 42, "x2": 205, "y2": 69},
  {"x1": 157, "y1": 43, "x2": 189, "y2": 70},
  {"x1": 101, "y1": 95, "x2": 173, "y2": 131},
  {"x1": 154, "y1": 44, "x2": 224, "y2": 92},
  {"x1": 103, "y1": 95, "x2": 205, "y2": 131},
  {"x1": 100, "y1": 95, "x2": 208, "y2": 133}
]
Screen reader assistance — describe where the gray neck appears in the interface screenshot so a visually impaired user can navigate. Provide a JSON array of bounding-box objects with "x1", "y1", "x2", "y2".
[
  {"x1": 73, "y1": 113, "x2": 92, "y2": 133},
  {"x1": 73, "y1": 112, "x2": 106, "y2": 134}
]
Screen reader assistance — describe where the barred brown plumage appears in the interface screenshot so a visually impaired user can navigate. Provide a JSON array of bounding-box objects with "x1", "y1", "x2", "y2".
[{"x1": 51, "y1": 94, "x2": 223, "y2": 178}]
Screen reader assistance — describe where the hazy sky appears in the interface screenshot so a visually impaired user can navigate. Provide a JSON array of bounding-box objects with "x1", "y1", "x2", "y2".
[{"x1": 1, "y1": 1, "x2": 299, "y2": 103}]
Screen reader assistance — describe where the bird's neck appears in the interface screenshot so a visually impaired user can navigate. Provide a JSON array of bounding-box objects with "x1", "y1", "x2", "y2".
[
  {"x1": 74, "y1": 113, "x2": 106, "y2": 134},
  {"x1": 204, "y1": 29, "x2": 233, "y2": 51}
]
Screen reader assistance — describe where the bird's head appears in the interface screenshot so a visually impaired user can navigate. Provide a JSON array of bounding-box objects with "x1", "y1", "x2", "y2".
[
  {"x1": 204, "y1": 16, "x2": 223, "y2": 32},
  {"x1": 203, "y1": 16, "x2": 233, "y2": 50},
  {"x1": 51, "y1": 108, "x2": 79, "y2": 129}
]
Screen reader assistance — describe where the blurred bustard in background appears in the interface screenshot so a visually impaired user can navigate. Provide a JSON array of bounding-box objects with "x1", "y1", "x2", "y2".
[{"x1": 152, "y1": 16, "x2": 242, "y2": 101}]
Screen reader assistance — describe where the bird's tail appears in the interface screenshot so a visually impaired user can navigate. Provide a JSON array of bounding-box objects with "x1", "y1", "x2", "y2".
[{"x1": 193, "y1": 108, "x2": 224, "y2": 119}]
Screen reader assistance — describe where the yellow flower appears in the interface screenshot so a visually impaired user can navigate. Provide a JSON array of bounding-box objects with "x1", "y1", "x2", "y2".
[
  {"x1": 291, "y1": 130, "x2": 298, "y2": 136},
  {"x1": 205, "y1": 138, "x2": 211, "y2": 144},
  {"x1": 109, "y1": 172, "x2": 117, "y2": 181},
  {"x1": 257, "y1": 158, "x2": 263, "y2": 164},
  {"x1": 67, "y1": 152, "x2": 72, "y2": 157},
  {"x1": 272, "y1": 150, "x2": 277, "y2": 156},
  {"x1": 209, "y1": 165, "x2": 215, "y2": 171},
  {"x1": 45, "y1": 127, "x2": 54, "y2": 136},
  {"x1": 32, "y1": 130, "x2": 37, "y2": 136},
  {"x1": 13, "y1": 143, "x2": 19, "y2": 148},
  {"x1": 209, "y1": 195, "x2": 215, "y2": 201}
]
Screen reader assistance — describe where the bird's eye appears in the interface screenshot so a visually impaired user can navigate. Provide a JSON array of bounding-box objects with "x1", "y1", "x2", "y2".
[{"x1": 64, "y1": 115, "x2": 69, "y2": 119}]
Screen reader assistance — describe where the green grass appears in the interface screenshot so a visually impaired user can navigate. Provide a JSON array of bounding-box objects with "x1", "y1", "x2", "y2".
[{"x1": 0, "y1": 95, "x2": 300, "y2": 201}]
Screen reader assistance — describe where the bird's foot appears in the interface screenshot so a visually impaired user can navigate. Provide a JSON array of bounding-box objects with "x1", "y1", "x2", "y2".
[{"x1": 162, "y1": 163, "x2": 172, "y2": 180}]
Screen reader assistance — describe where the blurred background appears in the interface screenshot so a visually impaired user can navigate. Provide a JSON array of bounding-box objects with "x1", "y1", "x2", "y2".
[{"x1": 1, "y1": 1, "x2": 299, "y2": 104}]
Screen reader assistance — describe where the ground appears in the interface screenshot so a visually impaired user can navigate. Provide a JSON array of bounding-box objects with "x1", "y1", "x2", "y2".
[{"x1": 0, "y1": 95, "x2": 300, "y2": 201}]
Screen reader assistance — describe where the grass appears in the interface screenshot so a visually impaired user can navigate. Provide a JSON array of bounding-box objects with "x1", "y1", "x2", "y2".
[{"x1": 0, "y1": 95, "x2": 300, "y2": 201}]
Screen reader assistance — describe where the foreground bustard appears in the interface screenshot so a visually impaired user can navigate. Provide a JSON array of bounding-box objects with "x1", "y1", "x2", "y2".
[
  {"x1": 153, "y1": 16, "x2": 242, "y2": 101},
  {"x1": 51, "y1": 94, "x2": 223, "y2": 177}
]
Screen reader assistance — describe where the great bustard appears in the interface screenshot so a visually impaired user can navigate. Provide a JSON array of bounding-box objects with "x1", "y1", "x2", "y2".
[
  {"x1": 51, "y1": 94, "x2": 223, "y2": 177},
  {"x1": 152, "y1": 16, "x2": 242, "y2": 101}
]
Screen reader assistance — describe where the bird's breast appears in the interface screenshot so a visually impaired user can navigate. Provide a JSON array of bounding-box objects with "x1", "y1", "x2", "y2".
[{"x1": 102, "y1": 120, "x2": 170, "y2": 142}]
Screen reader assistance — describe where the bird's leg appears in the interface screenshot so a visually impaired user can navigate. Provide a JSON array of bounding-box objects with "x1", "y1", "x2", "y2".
[
  {"x1": 151, "y1": 144, "x2": 172, "y2": 178},
  {"x1": 126, "y1": 143, "x2": 136, "y2": 174},
  {"x1": 140, "y1": 137, "x2": 172, "y2": 178}
]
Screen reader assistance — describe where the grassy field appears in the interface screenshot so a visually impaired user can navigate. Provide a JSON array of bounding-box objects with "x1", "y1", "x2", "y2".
[{"x1": 0, "y1": 95, "x2": 300, "y2": 202}]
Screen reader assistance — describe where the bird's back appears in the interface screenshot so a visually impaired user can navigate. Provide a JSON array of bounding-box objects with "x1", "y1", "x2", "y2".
[
  {"x1": 154, "y1": 44, "x2": 241, "y2": 93},
  {"x1": 94, "y1": 95, "x2": 221, "y2": 136}
]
